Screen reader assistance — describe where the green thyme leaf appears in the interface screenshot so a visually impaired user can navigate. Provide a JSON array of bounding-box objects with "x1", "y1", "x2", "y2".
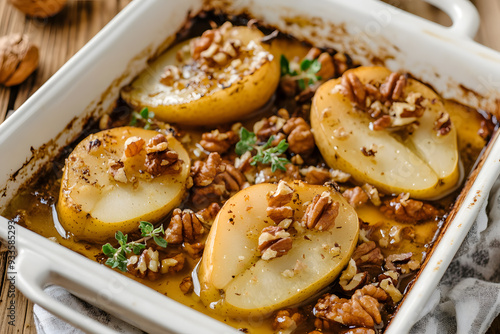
[
  {"x1": 153, "y1": 235, "x2": 168, "y2": 248},
  {"x1": 140, "y1": 107, "x2": 149, "y2": 119},
  {"x1": 300, "y1": 59, "x2": 312, "y2": 71},
  {"x1": 280, "y1": 55, "x2": 290, "y2": 77},
  {"x1": 103, "y1": 221, "x2": 167, "y2": 272},
  {"x1": 235, "y1": 127, "x2": 257, "y2": 155},
  {"x1": 139, "y1": 221, "x2": 154, "y2": 236}
]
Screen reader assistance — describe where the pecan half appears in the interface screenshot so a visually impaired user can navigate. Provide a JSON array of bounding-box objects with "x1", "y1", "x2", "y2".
[
  {"x1": 302, "y1": 192, "x2": 339, "y2": 231},
  {"x1": 258, "y1": 226, "x2": 293, "y2": 260},
  {"x1": 165, "y1": 208, "x2": 205, "y2": 244},
  {"x1": 283, "y1": 117, "x2": 315, "y2": 155}
]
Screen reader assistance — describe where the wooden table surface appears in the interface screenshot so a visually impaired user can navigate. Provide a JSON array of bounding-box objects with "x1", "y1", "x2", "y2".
[{"x1": 0, "y1": 0, "x2": 499, "y2": 333}]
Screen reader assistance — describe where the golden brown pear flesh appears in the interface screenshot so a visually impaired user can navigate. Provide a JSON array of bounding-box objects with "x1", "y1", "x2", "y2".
[
  {"x1": 121, "y1": 25, "x2": 280, "y2": 126},
  {"x1": 311, "y1": 66, "x2": 459, "y2": 200},
  {"x1": 57, "y1": 127, "x2": 190, "y2": 242},
  {"x1": 198, "y1": 181, "x2": 359, "y2": 317}
]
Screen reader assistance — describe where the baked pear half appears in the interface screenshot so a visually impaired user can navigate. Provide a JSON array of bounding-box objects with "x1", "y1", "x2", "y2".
[
  {"x1": 311, "y1": 66, "x2": 459, "y2": 199},
  {"x1": 57, "y1": 127, "x2": 190, "y2": 242},
  {"x1": 121, "y1": 22, "x2": 280, "y2": 126},
  {"x1": 198, "y1": 180, "x2": 359, "y2": 317}
]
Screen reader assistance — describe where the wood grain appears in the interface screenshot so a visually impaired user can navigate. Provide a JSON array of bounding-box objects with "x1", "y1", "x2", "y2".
[{"x1": 0, "y1": 0, "x2": 499, "y2": 333}]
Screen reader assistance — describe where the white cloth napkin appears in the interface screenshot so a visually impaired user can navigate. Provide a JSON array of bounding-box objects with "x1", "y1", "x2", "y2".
[{"x1": 34, "y1": 179, "x2": 500, "y2": 334}]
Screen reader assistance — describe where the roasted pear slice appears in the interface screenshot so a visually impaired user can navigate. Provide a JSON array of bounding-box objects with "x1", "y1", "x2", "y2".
[
  {"x1": 121, "y1": 23, "x2": 280, "y2": 126},
  {"x1": 311, "y1": 66, "x2": 459, "y2": 199},
  {"x1": 198, "y1": 181, "x2": 359, "y2": 317},
  {"x1": 57, "y1": 127, "x2": 190, "y2": 242}
]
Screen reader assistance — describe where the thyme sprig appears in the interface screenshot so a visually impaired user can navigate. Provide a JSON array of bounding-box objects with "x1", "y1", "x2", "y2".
[
  {"x1": 236, "y1": 127, "x2": 290, "y2": 172},
  {"x1": 280, "y1": 55, "x2": 322, "y2": 90},
  {"x1": 130, "y1": 107, "x2": 155, "y2": 130},
  {"x1": 102, "y1": 221, "x2": 167, "y2": 272}
]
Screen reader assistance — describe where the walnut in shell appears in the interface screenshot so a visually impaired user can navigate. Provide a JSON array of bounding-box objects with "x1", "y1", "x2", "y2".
[
  {"x1": 9, "y1": 0, "x2": 67, "y2": 18},
  {"x1": 0, "y1": 34, "x2": 39, "y2": 86}
]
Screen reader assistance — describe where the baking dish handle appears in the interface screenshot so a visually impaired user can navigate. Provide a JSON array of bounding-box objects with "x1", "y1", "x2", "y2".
[
  {"x1": 423, "y1": 0, "x2": 480, "y2": 38},
  {"x1": 14, "y1": 248, "x2": 120, "y2": 334}
]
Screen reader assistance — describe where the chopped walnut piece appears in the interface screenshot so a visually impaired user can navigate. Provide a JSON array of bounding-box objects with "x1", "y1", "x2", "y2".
[
  {"x1": 333, "y1": 52, "x2": 350, "y2": 76},
  {"x1": 371, "y1": 115, "x2": 392, "y2": 131},
  {"x1": 165, "y1": 208, "x2": 205, "y2": 244},
  {"x1": 339, "y1": 259, "x2": 368, "y2": 292},
  {"x1": 317, "y1": 52, "x2": 335, "y2": 80},
  {"x1": 160, "y1": 65, "x2": 181, "y2": 86},
  {"x1": 380, "y1": 193, "x2": 440, "y2": 223},
  {"x1": 267, "y1": 205, "x2": 294, "y2": 224},
  {"x1": 183, "y1": 242, "x2": 205, "y2": 259},
  {"x1": 127, "y1": 247, "x2": 162, "y2": 280},
  {"x1": 283, "y1": 117, "x2": 315, "y2": 155},
  {"x1": 258, "y1": 226, "x2": 293, "y2": 260},
  {"x1": 124, "y1": 136, "x2": 145, "y2": 158},
  {"x1": 267, "y1": 180, "x2": 294, "y2": 207},
  {"x1": 379, "y1": 277, "x2": 403, "y2": 303},
  {"x1": 192, "y1": 152, "x2": 225, "y2": 187},
  {"x1": 301, "y1": 166, "x2": 332, "y2": 185},
  {"x1": 352, "y1": 241, "x2": 384, "y2": 267},
  {"x1": 194, "y1": 202, "x2": 221, "y2": 226},
  {"x1": 362, "y1": 184, "x2": 382, "y2": 206},
  {"x1": 108, "y1": 159, "x2": 127, "y2": 183},
  {"x1": 314, "y1": 285, "x2": 388, "y2": 328},
  {"x1": 272, "y1": 308, "x2": 305, "y2": 331},
  {"x1": 200, "y1": 129, "x2": 238, "y2": 154},
  {"x1": 87, "y1": 138, "x2": 101, "y2": 152},
  {"x1": 190, "y1": 29, "x2": 216, "y2": 60},
  {"x1": 344, "y1": 329, "x2": 376, "y2": 334},
  {"x1": 384, "y1": 252, "x2": 415, "y2": 273},
  {"x1": 254, "y1": 116, "x2": 286, "y2": 141},
  {"x1": 343, "y1": 186, "x2": 369, "y2": 208},
  {"x1": 179, "y1": 276, "x2": 194, "y2": 295},
  {"x1": 144, "y1": 134, "x2": 182, "y2": 176},
  {"x1": 159, "y1": 253, "x2": 185, "y2": 274},
  {"x1": 435, "y1": 112, "x2": 452, "y2": 136},
  {"x1": 302, "y1": 192, "x2": 339, "y2": 231}
]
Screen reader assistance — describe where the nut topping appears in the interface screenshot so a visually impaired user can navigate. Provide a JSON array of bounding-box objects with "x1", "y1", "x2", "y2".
[
  {"x1": 314, "y1": 285, "x2": 389, "y2": 328},
  {"x1": 272, "y1": 308, "x2": 305, "y2": 332},
  {"x1": 200, "y1": 129, "x2": 239, "y2": 154},
  {"x1": 124, "y1": 136, "x2": 145, "y2": 158},
  {"x1": 301, "y1": 191, "x2": 339, "y2": 231},
  {"x1": 380, "y1": 193, "x2": 440, "y2": 223},
  {"x1": 283, "y1": 117, "x2": 315, "y2": 155},
  {"x1": 144, "y1": 134, "x2": 182, "y2": 176},
  {"x1": 352, "y1": 241, "x2": 384, "y2": 267},
  {"x1": 0, "y1": 33, "x2": 39, "y2": 86},
  {"x1": 258, "y1": 226, "x2": 293, "y2": 260},
  {"x1": 165, "y1": 208, "x2": 205, "y2": 244}
]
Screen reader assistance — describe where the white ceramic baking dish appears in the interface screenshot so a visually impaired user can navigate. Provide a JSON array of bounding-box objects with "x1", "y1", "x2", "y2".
[{"x1": 1, "y1": 0, "x2": 500, "y2": 333}]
